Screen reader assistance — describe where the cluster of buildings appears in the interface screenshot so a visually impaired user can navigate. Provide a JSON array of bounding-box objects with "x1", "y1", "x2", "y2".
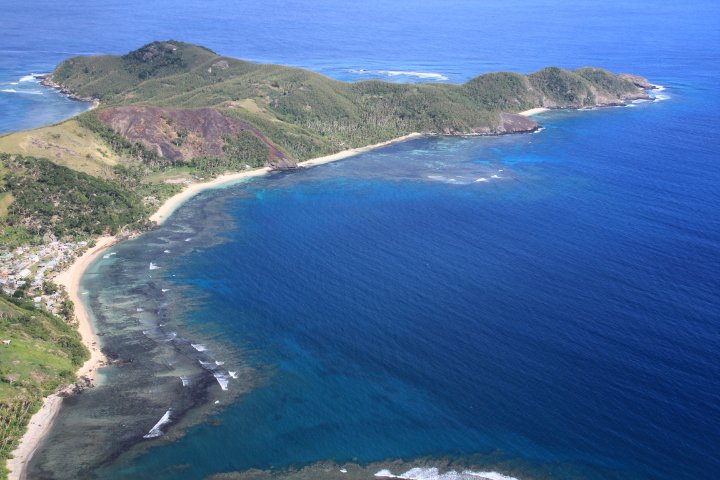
[{"x1": 0, "y1": 241, "x2": 87, "y2": 315}]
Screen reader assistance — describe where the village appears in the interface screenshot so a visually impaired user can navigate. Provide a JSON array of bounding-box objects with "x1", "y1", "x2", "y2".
[{"x1": 0, "y1": 240, "x2": 88, "y2": 317}]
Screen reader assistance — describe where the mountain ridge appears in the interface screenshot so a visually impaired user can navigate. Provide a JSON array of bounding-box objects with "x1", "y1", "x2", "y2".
[{"x1": 42, "y1": 41, "x2": 653, "y2": 167}]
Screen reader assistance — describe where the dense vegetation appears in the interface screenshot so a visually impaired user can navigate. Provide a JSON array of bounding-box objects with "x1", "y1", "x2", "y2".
[
  {"x1": 221, "y1": 131, "x2": 269, "y2": 168},
  {"x1": 0, "y1": 293, "x2": 88, "y2": 478},
  {"x1": 0, "y1": 153, "x2": 145, "y2": 241},
  {"x1": 188, "y1": 130, "x2": 269, "y2": 175}
]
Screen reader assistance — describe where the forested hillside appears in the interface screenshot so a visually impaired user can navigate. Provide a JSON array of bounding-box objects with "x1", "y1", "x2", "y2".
[{"x1": 49, "y1": 41, "x2": 651, "y2": 159}]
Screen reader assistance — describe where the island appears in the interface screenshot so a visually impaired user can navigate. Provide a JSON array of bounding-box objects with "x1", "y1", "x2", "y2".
[{"x1": 0, "y1": 40, "x2": 656, "y2": 479}]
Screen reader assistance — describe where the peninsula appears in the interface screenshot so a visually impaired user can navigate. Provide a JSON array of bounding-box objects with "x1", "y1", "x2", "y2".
[{"x1": 0, "y1": 40, "x2": 656, "y2": 479}]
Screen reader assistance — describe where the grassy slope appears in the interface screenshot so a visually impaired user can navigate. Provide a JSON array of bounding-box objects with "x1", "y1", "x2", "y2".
[
  {"x1": 0, "y1": 294, "x2": 88, "y2": 478},
  {"x1": 0, "y1": 119, "x2": 121, "y2": 178},
  {"x1": 0, "y1": 193, "x2": 12, "y2": 220}
]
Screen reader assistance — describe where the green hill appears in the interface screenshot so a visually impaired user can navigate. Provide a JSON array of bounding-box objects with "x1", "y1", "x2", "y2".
[{"x1": 49, "y1": 41, "x2": 650, "y2": 159}]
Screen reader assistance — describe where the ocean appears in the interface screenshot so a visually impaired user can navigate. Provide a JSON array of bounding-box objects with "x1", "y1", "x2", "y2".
[{"x1": 2, "y1": 1, "x2": 719, "y2": 479}]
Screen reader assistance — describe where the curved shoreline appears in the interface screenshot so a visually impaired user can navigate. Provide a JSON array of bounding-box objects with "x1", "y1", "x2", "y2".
[
  {"x1": 150, "y1": 132, "x2": 422, "y2": 225},
  {"x1": 7, "y1": 237, "x2": 115, "y2": 480},
  {"x1": 6, "y1": 131, "x2": 421, "y2": 479},
  {"x1": 6, "y1": 84, "x2": 663, "y2": 477}
]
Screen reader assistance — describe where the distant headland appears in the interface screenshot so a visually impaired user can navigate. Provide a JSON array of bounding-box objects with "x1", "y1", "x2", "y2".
[{"x1": 41, "y1": 41, "x2": 654, "y2": 168}]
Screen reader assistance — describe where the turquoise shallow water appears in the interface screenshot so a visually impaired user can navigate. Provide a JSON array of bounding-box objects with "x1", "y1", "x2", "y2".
[{"x1": 2, "y1": 1, "x2": 719, "y2": 479}]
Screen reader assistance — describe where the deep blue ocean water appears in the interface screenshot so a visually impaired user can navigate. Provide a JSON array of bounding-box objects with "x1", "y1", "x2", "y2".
[{"x1": 3, "y1": 1, "x2": 720, "y2": 479}]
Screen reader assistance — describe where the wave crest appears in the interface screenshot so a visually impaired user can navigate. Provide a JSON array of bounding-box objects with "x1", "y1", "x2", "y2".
[
  {"x1": 1, "y1": 88, "x2": 43, "y2": 95},
  {"x1": 375, "y1": 467, "x2": 520, "y2": 480},
  {"x1": 350, "y1": 69, "x2": 449, "y2": 81},
  {"x1": 143, "y1": 409, "x2": 172, "y2": 439}
]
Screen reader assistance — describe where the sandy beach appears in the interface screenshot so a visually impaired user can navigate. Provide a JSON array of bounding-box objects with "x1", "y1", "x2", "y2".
[
  {"x1": 54, "y1": 235, "x2": 116, "y2": 381},
  {"x1": 7, "y1": 236, "x2": 116, "y2": 480},
  {"x1": 6, "y1": 395, "x2": 64, "y2": 480},
  {"x1": 7, "y1": 131, "x2": 422, "y2": 479},
  {"x1": 150, "y1": 132, "x2": 422, "y2": 225},
  {"x1": 519, "y1": 107, "x2": 550, "y2": 116}
]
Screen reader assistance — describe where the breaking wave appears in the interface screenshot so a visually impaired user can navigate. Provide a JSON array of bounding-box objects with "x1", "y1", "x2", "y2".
[
  {"x1": 651, "y1": 85, "x2": 670, "y2": 101},
  {"x1": 142, "y1": 409, "x2": 172, "y2": 439},
  {"x1": 374, "y1": 467, "x2": 520, "y2": 480},
  {"x1": 350, "y1": 68, "x2": 449, "y2": 81},
  {"x1": 1, "y1": 88, "x2": 43, "y2": 95},
  {"x1": 213, "y1": 371, "x2": 230, "y2": 390}
]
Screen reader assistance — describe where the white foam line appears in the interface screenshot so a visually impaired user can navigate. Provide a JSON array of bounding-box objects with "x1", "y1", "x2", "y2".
[
  {"x1": 464, "y1": 472, "x2": 520, "y2": 480},
  {"x1": 213, "y1": 371, "x2": 229, "y2": 390},
  {"x1": 383, "y1": 70, "x2": 449, "y2": 81},
  {"x1": 1, "y1": 88, "x2": 43, "y2": 95},
  {"x1": 374, "y1": 468, "x2": 521, "y2": 480},
  {"x1": 350, "y1": 68, "x2": 448, "y2": 81},
  {"x1": 143, "y1": 409, "x2": 172, "y2": 438}
]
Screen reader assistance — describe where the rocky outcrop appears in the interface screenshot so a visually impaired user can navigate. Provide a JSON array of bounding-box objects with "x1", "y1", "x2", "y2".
[
  {"x1": 464, "y1": 113, "x2": 539, "y2": 136},
  {"x1": 37, "y1": 74, "x2": 98, "y2": 105},
  {"x1": 618, "y1": 73, "x2": 657, "y2": 90},
  {"x1": 96, "y1": 106, "x2": 293, "y2": 167},
  {"x1": 497, "y1": 112, "x2": 540, "y2": 133}
]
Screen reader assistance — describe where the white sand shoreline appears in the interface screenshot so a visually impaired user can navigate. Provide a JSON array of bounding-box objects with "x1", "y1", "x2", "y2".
[
  {"x1": 7, "y1": 131, "x2": 422, "y2": 479},
  {"x1": 6, "y1": 395, "x2": 63, "y2": 480},
  {"x1": 150, "y1": 132, "x2": 422, "y2": 225},
  {"x1": 7, "y1": 236, "x2": 115, "y2": 480},
  {"x1": 519, "y1": 107, "x2": 550, "y2": 116}
]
